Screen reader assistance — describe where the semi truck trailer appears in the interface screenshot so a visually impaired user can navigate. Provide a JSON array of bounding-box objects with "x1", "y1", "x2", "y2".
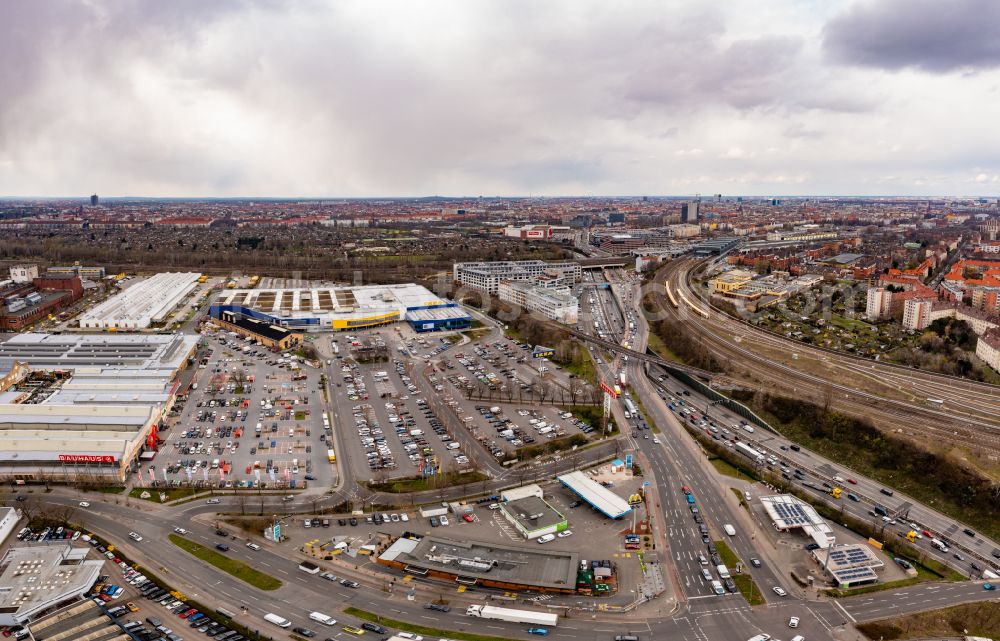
[{"x1": 465, "y1": 605, "x2": 558, "y2": 627}]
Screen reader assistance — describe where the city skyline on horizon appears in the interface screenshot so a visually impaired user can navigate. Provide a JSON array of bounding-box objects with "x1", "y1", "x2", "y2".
[{"x1": 3, "y1": 0, "x2": 1000, "y2": 198}]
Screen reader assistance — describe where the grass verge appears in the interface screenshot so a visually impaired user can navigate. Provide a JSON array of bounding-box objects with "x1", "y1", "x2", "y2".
[
  {"x1": 856, "y1": 600, "x2": 1000, "y2": 640},
  {"x1": 366, "y1": 470, "x2": 489, "y2": 493},
  {"x1": 633, "y1": 395, "x2": 661, "y2": 434},
  {"x1": 344, "y1": 607, "x2": 521, "y2": 641},
  {"x1": 129, "y1": 487, "x2": 201, "y2": 502},
  {"x1": 168, "y1": 533, "x2": 282, "y2": 590},
  {"x1": 714, "y1": 540, "x2": 765, "y2": 606},
  {"x1": 710, "y1": 457, "x2": 746, "y2": 479}
]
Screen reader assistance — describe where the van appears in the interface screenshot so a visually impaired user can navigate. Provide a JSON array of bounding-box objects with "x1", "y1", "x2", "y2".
[
  {"x1": 717, "y1": 564, "x2": 731, "y2": 580},
  {"x1": 308, "y1": 612, "x2": 336, "y2": 626},
  {"x1": 264, "y1": 613, "x2": 291, "y2": 628},
  {"x1": 723, "y1": 524, "x2": 736, "y2": 537}
]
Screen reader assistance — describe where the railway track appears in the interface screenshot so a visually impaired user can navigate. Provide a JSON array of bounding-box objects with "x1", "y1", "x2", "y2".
[{"x1": 651, "y1": 260, "x2": 1000, "y2": 456}]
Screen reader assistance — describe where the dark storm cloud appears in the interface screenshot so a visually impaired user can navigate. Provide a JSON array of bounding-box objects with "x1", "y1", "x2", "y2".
[
  {"x1": 1, "y1": 0, "x2": 998, "y2": 196},
  {"x1": 823, "y1": 0, "x2": 1000, "y2": 73}
]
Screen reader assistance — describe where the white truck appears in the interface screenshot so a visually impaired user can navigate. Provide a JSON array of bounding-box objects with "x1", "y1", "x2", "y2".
[
  {"x1": 465, "y1": 605, "x2": 558, "y2": 627},
  {"x1": 723, "y1": 524, "x2": 736, "y2": 537}
]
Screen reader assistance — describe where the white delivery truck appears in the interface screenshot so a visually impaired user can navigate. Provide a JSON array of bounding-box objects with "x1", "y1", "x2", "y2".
[
  {"x1": 465, "y1": 605, "x2": 558, "y2": 627},
  {"x1": 308, "y1": 612, "x2": 336, "y2": 626},
  {"x1": 930, "y1": 538, "x2": 949, "y2": 551},
  {"x1": 264, "y1": 613, "x2": 291, "y2": 628}
]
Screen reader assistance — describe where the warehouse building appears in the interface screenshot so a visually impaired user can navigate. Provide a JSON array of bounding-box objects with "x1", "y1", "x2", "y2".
[
  {"x1": 77, "y1": 271, "x2": 201, "y2": 329},
  {"x1": 377, "y1": 534, "x2": 579, "y2": 593},
  {"x1": 211, "y1": 283, "x2": 470, "y2": 333},
  {"x1": 0, "y1": 333, "x2": 197, "y2": 484}
]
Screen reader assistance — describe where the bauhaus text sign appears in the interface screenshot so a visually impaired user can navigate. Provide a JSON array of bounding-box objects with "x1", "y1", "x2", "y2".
[{"x1": 59, "y1": 454, "x2": 115, "y2": 463}]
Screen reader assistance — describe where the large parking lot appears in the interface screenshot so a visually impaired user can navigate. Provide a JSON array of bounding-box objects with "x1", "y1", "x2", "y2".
[
  {"x1": 154, "y1": 328, "x2": 332, "y2": 490},
  {"x1": 325, "y1": 333, "x2": 472, "y2": 479}
]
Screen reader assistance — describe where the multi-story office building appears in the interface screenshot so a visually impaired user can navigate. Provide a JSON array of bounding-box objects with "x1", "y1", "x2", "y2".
[
  {"x1": 681, "y1": 202, "x2": 699, "y2": 223},
  {"x1": 498, "y1": 280, "x2": 579, "y2": 324},
  {"x1": 453, "y1": 260, "x2": 581, "y2": 295}
]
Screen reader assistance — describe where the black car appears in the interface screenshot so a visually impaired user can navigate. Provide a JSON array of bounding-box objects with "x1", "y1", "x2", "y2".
[
  {"x1": 340, "y1": 579, "x2": 359, "y2": 588},
  {"x1": 215, "y1": 543, "x2": 229, "y2": 552},
  {"x1": 349, "y1": 517, "x2": 358, "y2": 526},
  {"x1": 338, "y1": 519, "x2": 347, "y2": 526},
  {"x1": 215, "y1": 529, "x2": 228, "y2": 537},
  {"x1": 424, "y1": 603, "x2": 451, "y2": 612},
  {"x1": 292, "y1": 628, "x2": 316, "y2": 638},
  {"x1": 749, "y1": 558, "x2": 762, "y2": 568},
  {"x1": 568, "y1": 500, "x2": 582, "y2": 508},
  {"x1": 360, "y1": 623, "x2": 387, "y2": 634}
]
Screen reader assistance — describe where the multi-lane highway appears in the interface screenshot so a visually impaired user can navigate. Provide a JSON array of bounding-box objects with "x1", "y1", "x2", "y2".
[{"x1": 659, "y1": 257, "x2": 1000, "y2": 454}]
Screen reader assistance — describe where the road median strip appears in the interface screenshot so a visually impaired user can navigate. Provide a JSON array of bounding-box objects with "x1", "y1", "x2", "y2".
[
  {"x1": 343, "y1": 607, "x2": 522, "y2": 641},
  {"x1": 168, "y1": 533, "x2": 282, "y2": 590}
]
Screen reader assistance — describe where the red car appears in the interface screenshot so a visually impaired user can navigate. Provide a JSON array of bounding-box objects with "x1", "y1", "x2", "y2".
[
  {"x1": 179, "y1": 608, "x2": 197, "y2": 618},
  {"x1": 681, "y1": 486, "x2": 692, "y2": 495},
  {"x1": 462, "y1": 513, "x2": 474, "y2": 523},
  {"x1": 847, "y1": 479, "x2": 857, "y2": 485},
  {"x1": 922, "y1": 529, "x2": 933, "y2": 538}
]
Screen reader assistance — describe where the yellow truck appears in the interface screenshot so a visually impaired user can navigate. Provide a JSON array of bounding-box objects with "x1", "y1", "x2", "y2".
[{"x1": 829, "y1": 487, "x2": 842, "y2": 499}]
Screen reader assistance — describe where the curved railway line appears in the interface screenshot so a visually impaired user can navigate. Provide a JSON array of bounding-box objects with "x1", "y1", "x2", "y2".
[{"x1": 652, "y1": 258, "x2": 1000, "y2": 458}]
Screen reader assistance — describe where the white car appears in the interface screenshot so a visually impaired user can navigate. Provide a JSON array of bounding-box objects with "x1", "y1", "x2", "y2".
[
  {"x1": 128, "y1": 532, "x2": 143, "y2": 542},
  {"x1": 557, "y1": 530, "x2": 573, "y2": 538},
  {"x1": 789, "y1": 616, "x2": 799, "y2": 628},
  {"x1": 439, "y1": 516, "x2": 450, "y2": 527},
  {"x1": 78, "y1": 501, "x2": 90, "y2": 508},
  {"x1": 173, "y1": 528, "x2": 188, "y2": 535},
  {"x1": 772, "y1": 586, "x2": 787, "y2": 597},
  {"x1": 537, "y1": 534, "x2": 556, "y2": 543},
  {"x1": 652, "y1": 438, "x2": 660, "y2": 444},
  {"x1": 744, "y1": 491, "x2": 752, "y2": 502}
]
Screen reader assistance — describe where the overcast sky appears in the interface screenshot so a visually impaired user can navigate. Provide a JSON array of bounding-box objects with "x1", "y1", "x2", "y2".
[{"x1": 2, "y1": 0, "x2": 999, "y2": 198}]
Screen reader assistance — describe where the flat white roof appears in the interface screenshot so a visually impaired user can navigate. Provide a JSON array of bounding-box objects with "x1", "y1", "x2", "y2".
[
  {"x1": 557, "y1": 470, "x2": 632, "y2": 519},
  {"x1": 77, "y1": 272, "x2": 201, "y2": 328},
  {"x1": 217, "y1": 283, "x2": 451, "y2": 322},
  {"x1": 0, "y1": 546, "x2": 103, "y2": 619},
  {"x1": 0, "y1": 332, "x2": 198, "y2": 372}
]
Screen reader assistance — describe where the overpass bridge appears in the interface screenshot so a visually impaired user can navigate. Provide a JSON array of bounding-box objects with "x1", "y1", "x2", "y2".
[
  {"x1": 554, "y1": 323, "x2": 715, "y2": 381},
  {"x1": 578, "y1": 257, "x2": 629, "y2": 268}
]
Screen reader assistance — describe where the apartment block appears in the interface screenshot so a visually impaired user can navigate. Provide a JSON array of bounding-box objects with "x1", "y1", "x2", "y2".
[{"x1": 866, "y1": 287, "x2": 892, "y2": 321}]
